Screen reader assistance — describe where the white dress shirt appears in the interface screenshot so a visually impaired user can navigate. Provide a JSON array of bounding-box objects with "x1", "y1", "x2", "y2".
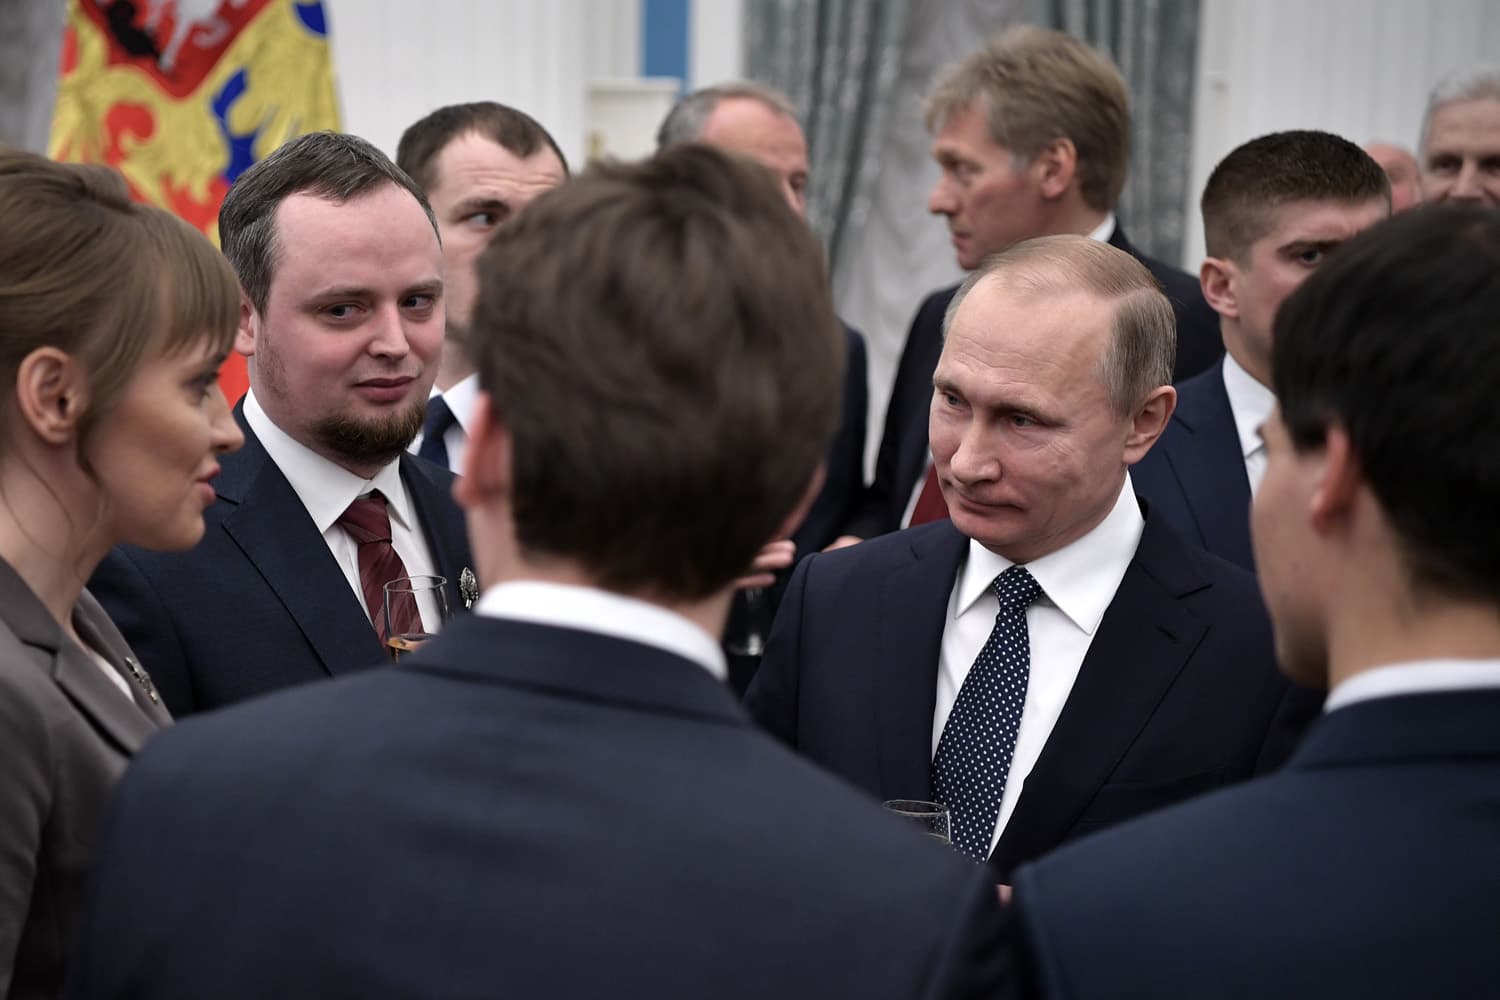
[
  {"x1": 474, "y1": 581, "x2": 727, "y2": 681},
  {"x1": 410, "y1": 372, "x2": 479, "y2": 475},
  {"x1": 900, "y1": 213, "x2": 1121, "y2": 530},
  {"x1": 1324, "y1": 658, "x2": 1500, "y2": 713},
  {"x1": 934, "y1": 475, "x2": 1144, "y2": 854},
  {"x1": 1221, "y1": 352, "x2": 1276, "y2": 495},
  {"x1": 244, "y1": 390, "x2": 443, "y2": 632}
]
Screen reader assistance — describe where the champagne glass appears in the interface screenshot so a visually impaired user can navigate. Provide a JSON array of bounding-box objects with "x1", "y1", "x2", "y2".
[
  {"x1": 383, "y1": 575, "x2": 448, "y2": 660},
  {"x1": 882, "y1": 799, "x2": 952, "y2": 845},
  {"x1": 725, "y1": 586, "x2": 770, "y2": 656}
]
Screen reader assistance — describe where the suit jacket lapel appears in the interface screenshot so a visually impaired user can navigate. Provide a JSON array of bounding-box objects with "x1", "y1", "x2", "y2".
[
  {"x1": 219, "y1": 418, "x2": 386, "y2": 676},
  {"x1": 990, "y1": 515, "x2": 1210, "y2": 874},
  {"x1": 73, "y1": 590, "x2": 173, "y2": 727},
  {"x1": 400, "y1": 454, "x2": 473, "y2": 615},
  {"x1": 0, "y1": 559, "x2": 164, "y2": 754},
  {"x1": 1167, "y1": 368, "x2": 1255, "y2": 568},
  {"x1": 874, "y1": 524, "x2": 968, "y2": 800}
]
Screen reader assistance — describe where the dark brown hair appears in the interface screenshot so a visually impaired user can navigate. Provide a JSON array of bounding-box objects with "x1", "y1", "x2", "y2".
[
  {"x1": 469, "y1": 144, "x2": 844, "y2": 599},
  {"x1": 397, "y1": 102, "x2": 570, "y2": 194},
  {"x1": 219, "y1": 131, "x2": 437, "y2": 315},
  {"x1": 1202, "y1": 130, "x2": 1390, "y2": 262},
  {"x1": 0, "y1": 148, "x2": 239, "y2": 457}
]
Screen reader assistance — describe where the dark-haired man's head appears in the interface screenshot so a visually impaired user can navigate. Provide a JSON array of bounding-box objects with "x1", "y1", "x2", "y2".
[
  {"x1": 1200, "y1": 130, "x2": 1390, "y2": 387},
  {"x1": 397, "y1": 103, "x2": 569, "y2": 389},
  {"x1": 657, "y1": 82, "x2": 809, "y2": 216},
  {"x1": 456, "y1": 144, "x2": 843, "y2": 610},
  {"x1": 220, "y1": 131, "x2": 444, "y2": 477},
  {"x1": 924, "y1": 27, "x2": 1131, "y2": 270},
  {"x1": 1419, "y1": 67, "x2": 1500, "y2": 206},
  {"x1": 1254, "y1": 206, "x2": 1500, "y2": 686}
]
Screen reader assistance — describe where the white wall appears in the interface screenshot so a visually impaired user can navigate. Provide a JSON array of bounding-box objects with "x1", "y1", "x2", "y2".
[
  {"x1": 324, "y1": 0, "x2": 639, "y2": 166},
  {"x1": 324, "y1": 0, "x2": 740, "y2": 167},
  {"x1": 1184, "y1": 0, "x2": 1500, "y2": 267}
]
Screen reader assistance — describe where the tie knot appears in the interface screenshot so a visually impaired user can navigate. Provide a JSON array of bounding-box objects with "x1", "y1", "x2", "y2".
[
  {"x1": 337, "y1": 492, "x2": 392, "y2": 545},
  {"x1": 423, "y1": 395, "x2": 457, "y2": 440},
  {"x1": 991, "y1": 565, "x2": 1043, "y2": 615}
]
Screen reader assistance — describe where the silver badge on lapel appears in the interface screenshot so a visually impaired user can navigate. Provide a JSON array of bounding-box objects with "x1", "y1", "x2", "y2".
[
  {"x1": 459, "y1": 567, "x2": 479, "y2": 610},
  {"x1": 124, "y1": 656, "x2": 159, "y2": 704}
]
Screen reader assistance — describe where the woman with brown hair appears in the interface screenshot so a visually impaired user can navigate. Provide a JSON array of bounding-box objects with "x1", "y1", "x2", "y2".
[{"x1": 0, "y1": 148, "x2": 243, "y2": 998}]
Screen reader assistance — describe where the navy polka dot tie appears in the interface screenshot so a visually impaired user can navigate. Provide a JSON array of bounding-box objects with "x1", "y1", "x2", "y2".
[{"x1": 932, "y1": 564, "x2": 1044, "y2": 861}]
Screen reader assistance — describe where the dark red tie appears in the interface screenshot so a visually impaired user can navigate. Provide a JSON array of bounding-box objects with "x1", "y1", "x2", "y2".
[
  {"x1": 336, "y1": 492, "x2": 421, "y2": 642},
  {"x1": 908, "y1": 463, "x2": 951, "y2": 526}
]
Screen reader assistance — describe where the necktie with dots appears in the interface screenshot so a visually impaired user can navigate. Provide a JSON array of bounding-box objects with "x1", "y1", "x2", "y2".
[{"x1": 932, "y1": 564, "x2": 1044, "y2": 861}]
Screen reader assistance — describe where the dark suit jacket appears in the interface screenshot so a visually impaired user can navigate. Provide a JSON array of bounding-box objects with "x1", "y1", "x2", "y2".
[
  {"x1": 0, "y1": 559, "x2": 169, "y2": 1000},
  {"x1": 67, "y1": 615, "x2": 1008, "y2": 999},
  {"x1": 1131, "y1": 361, "x2": 1254, "y2": 570},
  {"x1": 1008, "y1": 690, "x2": 1500, "y2": 999},
  {"x1": 843, "y1": 225, "x2": 1222, "y2": 540},
  {"x1": 791, "y1": 321, "x2": 869, "y2": 555},
  {"x1": 88, "y1": 407, "x2": 472, "y2": 717},
  {"x1": 746, "y1": 510, "x2": 1298, "y2": 882}
]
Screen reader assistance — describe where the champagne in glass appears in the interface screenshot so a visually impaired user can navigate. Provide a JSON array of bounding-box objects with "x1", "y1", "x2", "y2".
[{"x1": 383, "y1": 575, "x2": 449, "y2": 660}]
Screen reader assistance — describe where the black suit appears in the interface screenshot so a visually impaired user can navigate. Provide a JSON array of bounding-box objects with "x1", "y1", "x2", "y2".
[
  {"x1": 746, "y1": 509, "x2": 1299, "y2": 882},
  {"x1": 844, "y1": 225, "x2": 1221, "y2": 540},
  {"x1": 67, "y1": 614, "x2": 1008, "y2": 999},
  {"x1": 88, "y1": 405, "x2": 473, "y2": 716},
  {"x1": 1008, "y1": 690, "x2": 1500, "y2": 998},
  {"x1": 1131, "y1": 361, "x2": 1254, "y2": 570}
]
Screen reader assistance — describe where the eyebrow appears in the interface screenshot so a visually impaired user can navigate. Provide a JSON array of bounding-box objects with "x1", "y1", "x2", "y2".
[{"x1": 452, "y1": 195, "x2": 509, "y2": 215}]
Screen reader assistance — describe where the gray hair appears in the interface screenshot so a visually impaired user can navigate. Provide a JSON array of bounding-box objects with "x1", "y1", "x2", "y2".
[
  {"x1": 656, "y1": 81, "x2": 801, "y2": 149},
  {"x1": 1420, "y1": 65, "x2": 1500, "y2": 155},
  {"x1": 942, "y1": 235, "x2": 1175, "y2": 415}
]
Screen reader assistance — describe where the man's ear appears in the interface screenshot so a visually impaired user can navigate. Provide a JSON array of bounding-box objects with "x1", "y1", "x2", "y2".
[
  {"x1": 454, "y1": 392, "x2": 510, "y2": 512},
  {"x1": 233, "y1": 290, "x2": 258, "y2": 359},
  {"x1": 1309, "y1": 425, "x2": 1360, "y2": 534},
  {"x1": 1123, "y1": 385, "x2": 1176, "y2": 464},
  {"x1": 1200, "y1": 257, "x2": 1239, "y2": 321},
  {"x1": 14, "y1": 347, "x2": 89, "y2": 446},
  {"x1": 1033, "y1": 137, "x2": 1078, "y2": 201}
]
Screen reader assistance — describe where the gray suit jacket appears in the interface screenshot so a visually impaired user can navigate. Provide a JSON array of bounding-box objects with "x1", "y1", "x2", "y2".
[{"x1": 0, "y1": 558, "x2": 170, "y2": 1000}]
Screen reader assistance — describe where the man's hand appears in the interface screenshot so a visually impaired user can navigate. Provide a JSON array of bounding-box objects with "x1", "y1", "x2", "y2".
[
  {"x1": 997, "y1": 884, "x2": 1012, "y2": 905},
  {"x1": 733, "y1": 540, "x2": 796, "y2": 590},
  {"x1": 824, "y1": 535, "x2": 863, "y2": 552}
]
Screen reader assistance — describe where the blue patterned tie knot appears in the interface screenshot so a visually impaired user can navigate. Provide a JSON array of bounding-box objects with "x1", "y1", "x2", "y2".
[
  {"x1": 993, "y1": 564, "x2": 1043, "y2": 616},
  {"x1": 932, "y1": 563, "x2": 1045, "y2": 861}
]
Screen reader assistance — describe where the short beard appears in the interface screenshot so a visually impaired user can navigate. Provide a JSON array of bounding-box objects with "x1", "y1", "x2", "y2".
[{"x1": 312, "y1": 399, "x2": 426, "y2": 470}]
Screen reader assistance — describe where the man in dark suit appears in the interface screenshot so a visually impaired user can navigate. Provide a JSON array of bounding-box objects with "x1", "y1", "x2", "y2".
[
  {"x1": 748, "y1": 235, "x2": 1297, "y2": 884},
  {"x1": 397, "y1": 101, "x2": 570, "y2": 475},
  {"x1": 89, "y1": 132, "x2": 473, "y2": 716},
  {"x1": 839, "y1": 27, "x2": 1222, "y2": 542},
  {"x1": 657, "y1": 82, "x2": 870, "y2": 690},
  {"x1": 66, "y1": 146, "x2": 1008, "y2": 999},
  {"x1": 1005, "y1": 205, "x2": 1500, "y2": 999},
  {"x1": 1131, "y1": 131, "x2": 1390, "y2": 570}
]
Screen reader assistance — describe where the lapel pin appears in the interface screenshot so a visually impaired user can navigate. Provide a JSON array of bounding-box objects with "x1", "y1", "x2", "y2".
[
  {"x1": 459, "y1": 567, "x2": 479, "y2": 610},
  {"x1": 124, "y1": 656, "x2": 160, "y2": 704}
]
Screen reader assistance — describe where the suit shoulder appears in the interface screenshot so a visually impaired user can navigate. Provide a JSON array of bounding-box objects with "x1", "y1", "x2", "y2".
[{"x1": 915, "y1": 282, "x2": 961, "y2": 324}]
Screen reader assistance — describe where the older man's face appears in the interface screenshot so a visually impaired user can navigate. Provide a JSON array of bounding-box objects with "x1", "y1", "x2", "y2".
[
  {"x1": 1421, "y1": 97, "x2": 1500, "y2": 206},
  {"x1": 928, "y1": 278, "x2": 1142, "y2": 563},
  {"x1": 699, "y1": 97, "x2": 810, "y2": 215}
]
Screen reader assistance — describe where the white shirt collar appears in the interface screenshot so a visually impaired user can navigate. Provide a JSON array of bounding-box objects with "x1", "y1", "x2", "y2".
[
  {"x1": 431, "y1": 372, "x2": 480, "y2": 435},
  {"x1": 954, "y1": 475, "x2": 1144, "y2": 635},
  {"x1": 473, "y1": 581, "x2": 727, "y2": 682},
  {"x1": 1325, "y1": 658, "x2": 1500, "y2": 713},
  {"x1": 1086, "y1": 212, "x2": 1118, "y2": 244},
  {"x1": 1220, "y1": 352, "x2": 1276, "y2": 462},
  {"x1": 243, "y1": 389, "x2": 414, "y2": 534}
]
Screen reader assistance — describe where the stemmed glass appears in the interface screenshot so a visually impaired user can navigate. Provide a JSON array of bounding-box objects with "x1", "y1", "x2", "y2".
[
  {"x1": 882, "y1": 799, "x2": 952, "y2": 845},
  {"x1": 383, "y1": 574, "x2": 449, "y2": 660}
]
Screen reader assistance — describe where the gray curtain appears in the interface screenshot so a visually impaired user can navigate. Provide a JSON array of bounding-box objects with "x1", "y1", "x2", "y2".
[
  {"x1": 743, "y1": 0, "x2": 911, "y2": 278},
  {"x1": 1039, "y1": 0, "x2": 1202, "y2": 263},
  {"x1": 0, "y1": 0, "x2": 68, "y2": 152}
]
